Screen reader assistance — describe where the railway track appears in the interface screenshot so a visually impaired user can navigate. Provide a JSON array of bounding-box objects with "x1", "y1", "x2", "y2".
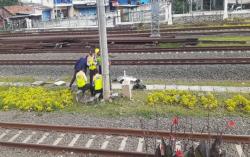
[
  {"x1": 1, "y1": 46, "x2": 250, "y2": 54},
  {"x1": 0, "y1": 122, "x2": 249, "y2": 156},
  {"x1": 1, "y1": 25, "x2": 250, "y2": 37},
  {"x1": 0, "y1": 58, "x2": 249, "y2": 65},
  {"x1": 0, "y1": 38, "x2": 196, "y2": 45},
  {"x1": 1, "y1": 29, "x2": 249, "y2": 38}
]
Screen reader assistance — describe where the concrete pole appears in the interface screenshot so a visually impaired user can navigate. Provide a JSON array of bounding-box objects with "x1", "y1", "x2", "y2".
[
  {"x1": 241, "y1": 0, "x2": 243, "y2": 10},
  {"x1": 190, "y1": 0, "x2": 192, "y2": 13},
  {"x1": 201, "y1": 0, "x2": 203, "y2": 10},
  {"x1": 165, "y1": 4, "x2": 169, "y2": 22},
  {"x1": 223, "y1": 0, "x2": 228, "y2": 19},
  {"x1": 210, "y1": 0, "x2": 211, "y2": 11},
  {"x1": 96, "y1": 0, "x2": 111, "y2": 100},
  {"x1": 168, "y1": 1, "x2": 173, "y2": 25}
]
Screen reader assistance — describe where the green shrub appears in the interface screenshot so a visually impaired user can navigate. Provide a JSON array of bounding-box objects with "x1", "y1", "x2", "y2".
[
  {"x1": 147, "y1": 90, "x2": 197, "y2": 108},
  {"x1": 200, "y1": 92, "x2": 218, "y2": 110},
  {"x1": 180, "y1": 93, "x2": 197, "y2": 109},
  {"x1": 146, "y1": 90, "x2": 249, "y2": 114},
  {"x1": 0, "y1": 87, "x2": 73, "y2": 112},
  {"x1": 225, "y1": 95, "x2": 250, "y2": 113}
]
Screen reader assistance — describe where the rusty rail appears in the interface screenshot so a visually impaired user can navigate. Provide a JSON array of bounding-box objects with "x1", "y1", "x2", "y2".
[
  {"x1": 0, "y1": 37, "x2": 196, "y2": 44},
  {"x1": 0, "y1": 58, "x2": 249, "y2": 65},
  {"x1": 0, "y1": 46, "x2": 250, "y2": 54},
  {"x1": 0, "y1": 142, "x2": 153, "y2": 157},
  {"x1": 0, "y1": 122, "x2": 249, "y2": 143},
  {"x1": 1, "y1": 25, "x2": 250, "y2": 37}
]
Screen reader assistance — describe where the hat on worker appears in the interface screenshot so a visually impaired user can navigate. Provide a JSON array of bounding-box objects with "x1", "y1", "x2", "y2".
[{"x1": 95, "y1": 48, "x2": 100, "y2": 54}]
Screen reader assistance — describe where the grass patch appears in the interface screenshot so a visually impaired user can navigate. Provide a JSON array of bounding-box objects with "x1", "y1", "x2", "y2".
[
  {"x1": 197, "y1": 36, "x2": 250, "y2": 47},
  {"x1": 63, "y1": 90, "x2": 250, "y2": 118},
  {"x1": 143, "y1": 79, "x2": 250, "y2": 87},
  {"x1": 0, "y1": 86, "x2": 249, "y2": 118},
  {"x1": 0, "y1": 76, "x2": 35, "y2": 83},
  {"x1": 197, "y1": 43, "x2": 249, "y2": 47},
  {"x1": 199, "y1": 36, "x2": 250, "y2": 41}
]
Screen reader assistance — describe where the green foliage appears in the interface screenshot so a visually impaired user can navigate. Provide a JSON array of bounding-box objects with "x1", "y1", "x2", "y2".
[
  {"x1": 0, "y1": 0, "x2": 18, "y2": 7},
  {"x1": 173, "y1": 0, "x2": 189, "y2": 14},
  {"x1": 180, "y1": 93, "x2": 197, "y2": 109},
  {"x1": 200, "y1": 92, "x2": 218, "y2": 110},
  {"x1": 0, "y1": 87, "x2": 73, "y2": 112},
  {"x1": 147, "y1": 90, "x2": 250, "y2": 114},
  {"x1": 147, "y1": 90, "x2": 197, "y2": 108},
  {"x1": 225, "y1": 95, "x2": 250, "y2": 113}
]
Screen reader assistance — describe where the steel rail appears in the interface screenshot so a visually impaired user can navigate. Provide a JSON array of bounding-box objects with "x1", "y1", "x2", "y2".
[
  {"x1": 0, "y1": 58, "x2": 249, "y2": 65},
  {"x1": 1, "y1": 25, "x2": 250, "y2": 37},
  {"x1": 111, "y1": 58, "x2": 250, "y2": 65},
  {"x1": 0, "y1": 32, "x2": 174, "y2": 38},
  {"x1": 1, "y1": 46, "x2": 250, "y2": 54},
  {"x1": 0, "y1": 122, "x2": 249, "y2": 143},
  {"x1": 0, "y1": 37, "x2": 197, "y2": 44},
  {"x1": 0, "y1": 142, "x2": 153, "y2": 157},
  {"x1": 1, "y1": 29, "x2": 250, "y2": 38}
]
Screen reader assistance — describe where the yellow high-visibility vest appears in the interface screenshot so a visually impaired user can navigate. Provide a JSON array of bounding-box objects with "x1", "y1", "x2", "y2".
[
  {"x1": 88, "y1": 56, "x2": 97, "y2": 70},
  {"x1": 93, "y1": 74, "x2": 103, "y2": 90},
  {"x1": 76, "y1": 71, "x2": 86, "y2": 88}
]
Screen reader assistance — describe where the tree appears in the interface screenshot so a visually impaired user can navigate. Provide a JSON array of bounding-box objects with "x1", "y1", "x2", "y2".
[
  {"x1": 173, "y1": 0, "x2": 189, "y2": 14},
  {"x1": 0, "y1": 0, "x2": 18, "y2": 7}
]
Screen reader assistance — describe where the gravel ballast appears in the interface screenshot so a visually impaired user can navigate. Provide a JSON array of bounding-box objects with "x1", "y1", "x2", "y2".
[
  {"x1": 0, "y1": 51, "x2": 250, "y2": 60},
  {"x1": 0, "y1": 111, "x2": 249, "y2": 135},
  {"x1": 0, "y1": 64, "x2": 249, "y2": 81},
  {"x1": 0, "y1": 111, "x2": 249, "y2": 156},
  {"x1": 0, "y1": 51, "x2": 250, "y2": 81}
]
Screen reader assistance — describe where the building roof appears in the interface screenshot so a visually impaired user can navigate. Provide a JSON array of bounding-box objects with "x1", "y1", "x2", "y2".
[
  {"x1": 9, "y1": 14, "x2": 41, "y2": 19},
  {"x1": 3, "y1": 5, "x2": 33, "y2": 15}
]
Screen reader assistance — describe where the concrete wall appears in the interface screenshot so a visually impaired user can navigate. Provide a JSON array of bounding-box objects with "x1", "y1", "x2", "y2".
[
  {"x1": 41, "y1": 0, "x2": 54, "y2": 8},
  {"x1": 173, "y1": 10, "x2": 250, "y2": 24},
  {"x1": 32, "y1": 13, "x2": 116, "y2": 28}
]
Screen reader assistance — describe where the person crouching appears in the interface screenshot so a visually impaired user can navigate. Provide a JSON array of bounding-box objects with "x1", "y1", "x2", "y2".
[
  {"x1": 76, "y1": 70, "x2": 90, "y2": 98},
  {"x1": 92, "y1": 69, "x2": 103, "y2": 100}
]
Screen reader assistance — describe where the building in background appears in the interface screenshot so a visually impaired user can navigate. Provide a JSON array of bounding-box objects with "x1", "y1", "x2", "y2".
[
  {"x1": 111, "y1": 0, "x2": 150, "y2": 22},
  {"x1": 19, "y1": 0, "x2": 54, "y2": 21},
  {"x1": 73, "y1": 0, "x2": 109, "y2": 17},
  {"x1": 0, "y1": 5, "x2": 41, "y2": 29},
  {"x1": 54, "y1": 0, "x2": 74, "y2": 18}
]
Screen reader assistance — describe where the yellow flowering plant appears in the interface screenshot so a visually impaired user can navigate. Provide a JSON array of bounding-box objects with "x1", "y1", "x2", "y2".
[
  {"x1": 146, "y1": 90, "x2": 249, "y2": 114},
  {"x1": 225, "y1": 95, "x2": 250, "y2": 113},
  {"x1": 0, "y1": 87, "x2": 73, "y2": 112},
  {"x1": 200, "y1": 92, "x2": 218, "y2": 110}
]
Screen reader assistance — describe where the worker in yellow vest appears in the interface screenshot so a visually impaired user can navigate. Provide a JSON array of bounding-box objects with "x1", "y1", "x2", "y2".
[
  {"x1": 87, "y1": 49, "x2": 97, "y2": 96},
  {"x1": 93, "y1": 69, "x2": 103, "y2": 99},
  {"x1": 95, "y1": 48, "x2": 102, "y2": 74},
  {"x1": 76, "y1": 70, "x2": 90, "y2": 97}
]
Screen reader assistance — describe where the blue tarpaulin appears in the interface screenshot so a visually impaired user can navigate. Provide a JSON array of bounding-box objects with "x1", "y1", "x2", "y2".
[
  {"x1": 54, "y1": 0, "x2": 72, "y2": 4},
  {"x1": 42, "y1": 10, "x2": 51, "y2": 21},
  {"x1": 118, "y1": 0, "x2": 149, "y2": 5}
]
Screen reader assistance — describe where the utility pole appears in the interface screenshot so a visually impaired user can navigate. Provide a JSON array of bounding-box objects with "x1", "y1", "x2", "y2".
[
  {"x1": 223, "y1": 0, "x2": 228, "y2": 19},
  {"x1": 97, "y1": 0, "x2": 111, "y2": 100},
  {"x1": 190, "y1": 0, "x2": 193, "y2": 13},
  {"x1": 150, "y1": 0, "x2": 160, "y2": 37},
  {"x1": 167, "y1": 0, "x2": 173, "y2": 25}
]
